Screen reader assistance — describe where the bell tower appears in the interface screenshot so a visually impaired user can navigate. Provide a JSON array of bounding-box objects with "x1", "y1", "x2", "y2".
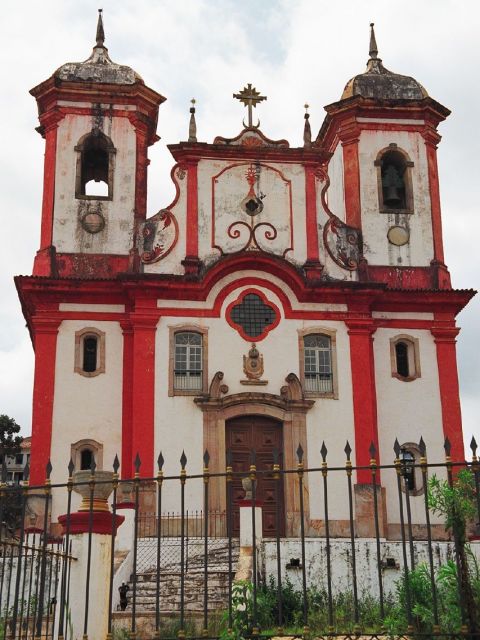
[
  {"x1": 30, "y1": 11, "x2": 165, "y2": 278},
  {"x1": 318, "y1": 24, "x2": 451, "y2": 290}
]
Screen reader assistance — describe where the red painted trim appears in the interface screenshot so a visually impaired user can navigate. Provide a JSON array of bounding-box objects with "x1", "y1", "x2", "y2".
[
  {"x1": 30, "y1": 318, "x2": 60, "y2": 485},
  {"x1": 431, "y1": 327, "x2": 465, "y2": 461},
  {"x1": 121, "y1": 322, "x2": 134, "y2": 479},
  {"x1": 225, "y1": 288, "x2": 281, "y2": 341},
  {"x1": 424, "y1": 139, "x2": 445, "y2": 265},
  {"x1": 341, "y1": 140, "x2": 362, "y2": 229},
  {"x1": 135, "y1": 129, "x2": 148, "y2": 220},
  {"x1": 366, "y1": 266, "x2": 434, "y2": 290},
  {"x1": 239, "y1": 500, "x2": 264, "y2": 507},
  {"x1": 305, "y1": 166, "x2": 319, "y2": 263},
  {"x1": 116, "y1": 502, "x2": 135, "y2": 510},
  {"x1": 346, "y1": 321, "x2": 380, "y2": 483},
  {"x1": 55, "y1": 254, "x2": 130, "y2": 279},
  {"x1": 58, "y1": 511, "x2": 125, "y2": 536},
  {"x1": 39, "y1": 125, "x2": 58, "y2": 251},
  {"x1": 169, "y1": 144, "x2": 331, "y2": 165},
  {"x1": 186, "y1": 160, "x2": 199, "y2": 258},
  {"x1": 131, "y1": 316, "x2": 157, "y2": 477}
]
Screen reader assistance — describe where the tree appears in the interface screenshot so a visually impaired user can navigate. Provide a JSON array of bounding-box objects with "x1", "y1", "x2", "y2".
[
  {"x1": 0, "y1": 414, "x2": 23, "y2": 460},
  {"x1": 0, "y1": 415, "x2": 24, "y2": 535},
  {"x1": 428, "y1": 469, "x2": 479, "y2": 634}
]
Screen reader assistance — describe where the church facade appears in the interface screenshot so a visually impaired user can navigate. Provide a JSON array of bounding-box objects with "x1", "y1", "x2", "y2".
[{"x1": 16, "y1": 15, "x2": 473, "y2": 536}]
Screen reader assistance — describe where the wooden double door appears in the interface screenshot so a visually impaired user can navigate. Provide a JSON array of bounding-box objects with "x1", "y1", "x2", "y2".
[{"x1": 226, "y1": 415, "x2": 285, "y2": 537}]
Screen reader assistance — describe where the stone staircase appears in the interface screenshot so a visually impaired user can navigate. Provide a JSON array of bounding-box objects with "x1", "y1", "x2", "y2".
[{"x1": 131, "y1": 538, "x2": 239, "y2": 612}]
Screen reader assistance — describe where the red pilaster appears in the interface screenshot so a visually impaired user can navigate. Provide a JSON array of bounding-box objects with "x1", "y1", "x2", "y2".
[
  {"x1": 303, "y1": 164, "x2": 323, "y2": 281},
  {"x1": 431, "y1": 326, "x2": 464, "y2": 461},
  {"x1": 183, "y1": 159, "x2": 201, "y2": 277},
  {"x1": 131, "y1": 314, "x2": 157, "y2": 477},
  {"x1": 34, "y1": 114, "x2": 62, "y2": 276},
  {"x1": 30, "y1": 317, "x2": 61, "y2": 485},
  {"x1": 423, "y1": 128, "x2": 450, "y2": 288},
  {"x1": 340, "y1": 125, "x2": 362, "y2": 229},
  {"x1": 134, "y1": 124, "x2": 149, "y2": 220},
  {"x1": 120, "y1": 321, "x2": 134, "y2": 478},
  {"x1": 346, "y1": 319, "x2": 380, "y2": 483}
]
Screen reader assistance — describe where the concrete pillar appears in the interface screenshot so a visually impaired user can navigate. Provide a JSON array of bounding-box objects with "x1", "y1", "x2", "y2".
[{"x1": 235, "y1": 500, "x2": 263, "y2": 582}]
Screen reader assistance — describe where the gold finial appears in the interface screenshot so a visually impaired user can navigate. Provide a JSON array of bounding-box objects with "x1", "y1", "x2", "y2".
[{"x1": 233, "y1": 84, "x2": 267, "y2": 128}]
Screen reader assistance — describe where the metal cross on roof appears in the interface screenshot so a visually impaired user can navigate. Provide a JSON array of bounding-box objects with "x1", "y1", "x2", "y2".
[{"x1": 233, "y1": 84, "x2": 267, "y2": 128}]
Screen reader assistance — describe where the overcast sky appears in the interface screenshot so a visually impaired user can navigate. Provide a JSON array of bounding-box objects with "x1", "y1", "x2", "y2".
[{"x1": 0, "y1": 0, "x2": 478, "y2": 457}]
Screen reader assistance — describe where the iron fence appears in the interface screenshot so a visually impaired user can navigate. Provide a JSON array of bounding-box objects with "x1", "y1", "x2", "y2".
[{"x1": 0, "y1": 436, "x2": 479, "y2": 639}]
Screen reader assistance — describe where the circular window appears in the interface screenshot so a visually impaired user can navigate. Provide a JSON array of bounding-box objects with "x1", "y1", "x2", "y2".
[{"x1": 226, "y1": 290, "x2": 280, "y2": 341}]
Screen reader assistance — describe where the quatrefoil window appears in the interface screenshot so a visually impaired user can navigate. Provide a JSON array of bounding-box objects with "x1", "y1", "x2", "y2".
[{"x1": 226, "y1": 290, "x2": 280, "y2": 341}]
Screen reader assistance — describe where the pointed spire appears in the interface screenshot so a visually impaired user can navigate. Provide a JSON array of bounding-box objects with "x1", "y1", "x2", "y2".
[
  {"x1": 96, "y1": 9, "x2": 105, "y2": 47},
  {"x1": 369, "y1": 22, "x2": 378, "y2": 60},
  {"x1": 303, "y1": 103, "x2": 311, "y2": 148},
  {"x1": 188, "y1": 99, "x2": 197, "y2": 143}
]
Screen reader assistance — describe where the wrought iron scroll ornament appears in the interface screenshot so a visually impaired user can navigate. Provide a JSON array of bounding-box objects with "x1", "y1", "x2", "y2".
[
  {"x1": 223, "y1": 163, "x2": 277, "y2": 254},
  {"x1": 315, "y1": 167, "x2": 363, "y2": 271}
]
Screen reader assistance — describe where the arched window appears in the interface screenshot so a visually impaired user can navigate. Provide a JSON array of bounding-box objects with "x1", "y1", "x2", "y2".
[
  {"x1": 80, "y1": 448, "x2": 93, "y2": 471},
  {"x1": 169, "y1": 326, "x2": 208, "y2": 396},
  {"x1": 174, "y1": 332, "x2": 203, "y2": 391},
  {"x1": 298, "y1": 329, "x2": 338, "y2": 398},
  {"x1": 75, "y1": 130, "x2": 115, "y2": 200},
  {"x1": 395, "y1": 341, "x2": 409, "y2": 378},
  {"x1": 83, "y1": 336, "x2": 98, "y2": 373},
  {"x1": 71, "y1": 439, "x2": 103, "y2": 472},
  {"x1": 390, "y1": 335, "x2": 421, "y2": 381},
  {"x1": 74, "y1": 328, "x2": 106, "y2": 377},
  {"x1": 375, "y1": 145, "x2": 414, "y2": 214},
  {"x1": 399, "y1": 443, "x2": 424, "y2": 496}
]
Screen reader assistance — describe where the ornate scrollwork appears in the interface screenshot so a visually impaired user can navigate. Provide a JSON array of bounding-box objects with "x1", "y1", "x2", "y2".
[
  {"x1": 224, "y1": 220, "x2": 277, "y2": 254},
  {"x1": 315, "y1": 166, "x2": 362, "y2": 272},
  {"x1": 141, "y1": 208, "x2": 179, "y2": 264}
]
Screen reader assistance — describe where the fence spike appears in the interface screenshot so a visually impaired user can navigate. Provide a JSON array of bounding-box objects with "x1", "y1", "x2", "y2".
[
  {"x1": 90, "y1": 455, "x2": 97, "y2": 474},
  {"x1": 444, "y1": 436, "x2": 451, "y2": 458},
  {"x1": 46, "y1": 459, "x2": 53, "y2": 480},
  {"x1": 203, "y1": 449, "x2": 210, "y2": 467},
  {"x1": 418, "y1": 436, "x2": 426, "y2": 457},
  {"x1": 320, "y1": 441, "x2": 327, "y2": 462},
  {"x1": 23, "y1": 461, "x2": 30, "y2": 482},
  {"x1": 68, "y1": 457, "x2": 75, "y2": 477},
  {"x1": 393, "y1": 438, "x2": 401, "y2": 458},
  {"x1": 225, "y1": 448, "x2": 232, "y2": 466},
  {"x1": 158, "y1": 451, "x2": 164, "y2": 470},
  {"x1": 470, "y1": 435, "x2": 478, "y2": 457},
  {"x1": 1, "y1": 458, "x2": 7, "y2": 483},
  {"x1": 250, "y1": 449, "x2": 257, "y2": 465},
  {"x1": 272, "y1": 447, "x2": 279, "y2": 465},
  {"x1": 134, "y1": 452, "x2": 142, "y2": 473},
  {"x1": 297, "y1": 443, "x2": 304, "y2": 463},
  {"x1": 344, "y1": 440, "x2": 352, "y2": 460},
  {"x1": 113, "y1": 454, "x2": 120, "y2": 473},
  {"x1": 180, "y1": 450, "x2": 187, "y2": 469},
  {"x1": 369, "y1": 441, "x2": 376, "y2": 460}
]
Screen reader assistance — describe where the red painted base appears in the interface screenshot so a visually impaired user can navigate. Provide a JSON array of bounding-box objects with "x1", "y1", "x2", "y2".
[{"x1": 58, "y1": 511, "x2": 125, "y2": 536}]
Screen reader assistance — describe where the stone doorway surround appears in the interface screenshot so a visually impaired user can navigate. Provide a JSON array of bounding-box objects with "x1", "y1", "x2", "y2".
[{"x1": 194, "y1": 372, "x2": 314, "y2": 537}]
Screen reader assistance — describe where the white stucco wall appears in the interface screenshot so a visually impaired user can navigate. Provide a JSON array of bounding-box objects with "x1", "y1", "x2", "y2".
[
  {"x1": 373, "y1": 327, "x2": 445, "y2": 526},
  {"x1": 53, "y1": 111, "x2": 136, "y2": 255},
  {"x1": 50, "y1": 320, "x2": 123, "y2": 519},
  {"x1": 326, "y1": 142, "x2": 346, "y2": 219},
  {"x1": 359, "y1": 129, "x2": 434, "y2": 267}
]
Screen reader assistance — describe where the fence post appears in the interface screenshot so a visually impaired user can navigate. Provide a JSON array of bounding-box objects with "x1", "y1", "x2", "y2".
[
  {"x1": 57, "y1": 471, "x2": 125, "y2": 640},
  {"x1": 235, "y1": 477, "x2": 262, "y2": 582}
]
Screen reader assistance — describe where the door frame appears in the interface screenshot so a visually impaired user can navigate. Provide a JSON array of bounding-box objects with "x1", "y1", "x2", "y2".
[{"x1": 195, "y1": 372, "x2": 314, "y2": 537}]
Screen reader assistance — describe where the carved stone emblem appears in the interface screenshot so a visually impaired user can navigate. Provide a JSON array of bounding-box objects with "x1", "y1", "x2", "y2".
[{"x1": 241, "y1": 343, "x2": 268, "y2": 386}]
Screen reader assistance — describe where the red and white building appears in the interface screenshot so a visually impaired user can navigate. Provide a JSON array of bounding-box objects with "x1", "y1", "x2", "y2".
[{"x1": 16, "y1": 17, "x2": 474, "y2": 536}]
